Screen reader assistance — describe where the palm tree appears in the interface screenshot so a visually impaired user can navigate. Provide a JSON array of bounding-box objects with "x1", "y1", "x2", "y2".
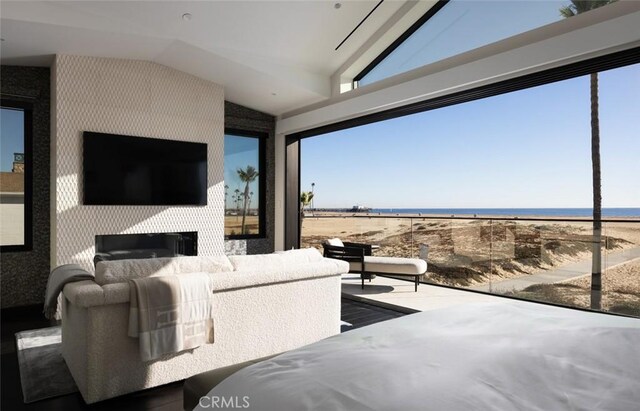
[
  {"x1": 247, "y1": 191, "x2": 254, "y2": 216},
  {"x1": 237, "y1": 165, "x2": 259, "y2": 234},
  {"x1": 234, "y1": 189, "x2": 241, "y2": 221},
  {"x1": 224, "y1": 184, "x2": 229, "y2": 213},
  {"x1": 300, "y1": 191, "x2": 314, "y2": 235},
  {"x1": 560, "y1": 0, "x2": 615, "y2": 310}
]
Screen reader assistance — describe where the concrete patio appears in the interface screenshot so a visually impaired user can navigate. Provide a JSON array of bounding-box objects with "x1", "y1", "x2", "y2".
[{"x1": 341, "y1": 273, "x2": 501, "y2": 313}]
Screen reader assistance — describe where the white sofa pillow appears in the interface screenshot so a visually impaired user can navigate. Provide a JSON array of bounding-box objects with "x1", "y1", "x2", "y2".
[
  {"x1": 276, "y1": 248, "x2": 324, "y2": 265},
  {"x1": 95, "y1": 255, "x2": 234, "y2": 285}
]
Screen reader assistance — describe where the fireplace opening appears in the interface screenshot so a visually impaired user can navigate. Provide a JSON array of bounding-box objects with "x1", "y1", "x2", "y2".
[{"x1": 94, "y1": 232, "x2": 197, "y2": 265}]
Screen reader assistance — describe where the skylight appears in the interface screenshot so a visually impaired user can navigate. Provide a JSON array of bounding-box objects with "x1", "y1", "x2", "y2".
[{"x1": 355, "y1": 0, "x2": 571, "y2": 87}]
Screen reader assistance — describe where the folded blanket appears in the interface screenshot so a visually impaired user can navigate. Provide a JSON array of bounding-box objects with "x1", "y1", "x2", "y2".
[
  {"x1": 43, "y1": 264, "x2": 95, "y2": 320},
  {"x1": 128, "y1": 273, "x2": 215, "y2": 361}
]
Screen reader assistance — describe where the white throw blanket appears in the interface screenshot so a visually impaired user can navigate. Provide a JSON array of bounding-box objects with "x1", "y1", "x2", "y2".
[{"x1": 128, "y1": 273, "x2": 215, "y2": 361}]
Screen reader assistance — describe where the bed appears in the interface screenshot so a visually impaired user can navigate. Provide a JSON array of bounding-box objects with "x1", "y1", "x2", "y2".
[{"x1": 194, "y1": 300, "x2": 640, "y2": 411}]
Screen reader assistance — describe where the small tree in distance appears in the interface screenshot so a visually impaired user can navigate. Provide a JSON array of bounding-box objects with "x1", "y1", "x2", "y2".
[{"x1": 300, "y1": 191, "x2": 314, "y2": 238}]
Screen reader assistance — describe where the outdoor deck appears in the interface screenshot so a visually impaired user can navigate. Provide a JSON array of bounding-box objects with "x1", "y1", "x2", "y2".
[{"x1": 342, "y1": 273, "x2": 501, "y2": 312}]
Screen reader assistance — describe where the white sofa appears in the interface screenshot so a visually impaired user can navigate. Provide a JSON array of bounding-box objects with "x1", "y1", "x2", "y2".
[{"x1": 61, "y1": 248, "x2": 348, "y2": 403}]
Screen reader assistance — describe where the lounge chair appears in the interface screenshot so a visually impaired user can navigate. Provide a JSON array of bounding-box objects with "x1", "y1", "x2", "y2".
[{"x1": 322, "y1": 238, "x2": 427, "y2": 291}]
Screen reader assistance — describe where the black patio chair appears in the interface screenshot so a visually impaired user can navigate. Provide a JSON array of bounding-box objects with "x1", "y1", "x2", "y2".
[{"x1": 322, "y1": 241, "x2": 375, "y2": 289}]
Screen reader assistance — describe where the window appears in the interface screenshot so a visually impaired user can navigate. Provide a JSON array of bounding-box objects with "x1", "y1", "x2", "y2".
[
  {"x1": 0, "y1": 100, "x2": 33, "y2": 251},
  {"x1": 300, "y1": 59, "x2": 640, "y2": 317},
  {"x1": 224, "y1": 130, "x2": 266, "y2": 238},
  {"x1": 356, "y1": 0, "x2": 580, "y2": 87}
]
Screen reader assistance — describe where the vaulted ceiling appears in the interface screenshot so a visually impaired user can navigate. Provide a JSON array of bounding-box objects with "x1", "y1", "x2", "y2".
[{"x1": 0, "y1": 1, "x2": 414, "y2": 115}]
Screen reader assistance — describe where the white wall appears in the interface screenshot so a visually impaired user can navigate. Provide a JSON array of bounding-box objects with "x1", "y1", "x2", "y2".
[{"x1": 51, "y1": 55, "x2": 225, "y2": 270}]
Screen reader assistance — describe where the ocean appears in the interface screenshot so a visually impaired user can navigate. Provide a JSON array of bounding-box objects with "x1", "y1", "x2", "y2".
[{"x1": 367, "y1": 208, "x2": 640, "y2": 217}]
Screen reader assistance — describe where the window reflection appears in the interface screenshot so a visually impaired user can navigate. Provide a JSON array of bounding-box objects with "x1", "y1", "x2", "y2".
[
  {"x1": 0, "y1": 107, "x2": 26, "y2": 247},
  {"x1": 224, "y1": 133, "x2": 262, "y2": 237}
]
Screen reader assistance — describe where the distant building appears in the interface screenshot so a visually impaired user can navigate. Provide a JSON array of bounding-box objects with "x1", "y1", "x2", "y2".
[
  {"x1": 0, "y1": 153, "x2": 25, "y2": 193},
  {"x1": 12, "y1": 153, "x2": 25, "y2": 173},
  {"x1": 349, "y1": 205, "x2": 371, "y2": 212}
]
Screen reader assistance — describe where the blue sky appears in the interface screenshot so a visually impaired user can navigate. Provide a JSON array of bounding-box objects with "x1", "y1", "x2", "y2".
[
  {"x1": 361, "y1": 0, "x2": 565, "y2": 85},
  {"x1": 302, "y1": 63, "x2": 640, "y2": 209},
  {"x1": 224, "y1": 134, "x2": 260, "y2": 209},
  {"x1": 0, "y1": 108, "x2": 24, "y2": 172}
]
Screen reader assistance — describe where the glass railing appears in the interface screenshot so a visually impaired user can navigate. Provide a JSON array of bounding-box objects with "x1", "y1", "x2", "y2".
[{"x1": 301, "y1": 214, "x2": 640, "y2": 317}]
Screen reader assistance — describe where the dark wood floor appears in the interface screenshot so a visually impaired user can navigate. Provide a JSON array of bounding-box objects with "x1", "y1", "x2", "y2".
[
  {"x1": 1, "y1": 298, "x2": 406, "y2": 411},
  {"x1": 341, "y1": 297, "x2": 407, "y2": 330}
]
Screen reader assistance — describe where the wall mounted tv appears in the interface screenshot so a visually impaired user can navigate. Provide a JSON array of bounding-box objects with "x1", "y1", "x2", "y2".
[{"x1": 83, "y1": 132, "x2": 207, "y2": 205}]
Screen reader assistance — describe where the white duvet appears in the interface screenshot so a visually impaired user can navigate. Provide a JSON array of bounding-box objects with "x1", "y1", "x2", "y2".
[{"x1": 197, "y1": 300, "x2": 640, "y2": 411}]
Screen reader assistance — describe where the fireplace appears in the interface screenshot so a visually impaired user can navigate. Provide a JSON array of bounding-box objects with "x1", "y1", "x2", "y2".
[{"x1": 94, "y1": 232, "x2": 197, "y2": 265}]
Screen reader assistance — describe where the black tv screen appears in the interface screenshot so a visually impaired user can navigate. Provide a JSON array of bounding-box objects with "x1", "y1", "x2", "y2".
[{"x1": 83, "y1": 132, "x2": 207, "y2": 205}]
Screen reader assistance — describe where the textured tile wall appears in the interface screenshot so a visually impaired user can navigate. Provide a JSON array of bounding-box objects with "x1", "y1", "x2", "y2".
[
  {"x1": 224, "y1": 101, "x2": 276, "y2": 255},
  {"x1": 53, "y1": 55, "x2": 225, "y2": 271},
  {"x1": 0, "y1": 66, "x2": 51, "y2": 308}
]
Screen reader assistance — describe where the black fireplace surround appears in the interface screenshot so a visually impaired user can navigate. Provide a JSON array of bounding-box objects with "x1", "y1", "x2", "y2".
[{"x1": 94, "y1": 232, "x2": 197, "y2": 265}]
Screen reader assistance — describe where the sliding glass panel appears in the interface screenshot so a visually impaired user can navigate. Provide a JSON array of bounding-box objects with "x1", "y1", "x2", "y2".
[
  {"x1": 601, "y1": 221, "x2": 640, "y2": 317},
  {"x1": 302, "y1": 61, "x2": 639, "y2": 316}
]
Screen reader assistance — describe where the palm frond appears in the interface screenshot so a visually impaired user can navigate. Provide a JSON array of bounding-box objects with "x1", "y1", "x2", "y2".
[
  {"x1": 559, "y1": 5, "x2": 575, "y2": 17},
  {"x1": 237, "y1": 165, "x2": 259, "y2": 182},
  {"x1": 300, "y1": 191, "x2": 314, "y2": 207},
  {"x1": 559, "y1": 0, "x2": 616, "y2": 18}
]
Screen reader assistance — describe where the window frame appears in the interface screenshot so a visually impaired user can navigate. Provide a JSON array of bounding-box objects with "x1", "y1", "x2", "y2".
[
  {"x1": 224, "y1": 128, "x2": 267, "y2": 240},
  {"x1": 0, "y1": 98, "x2": 34, "y2": 252},
  {"x1": 287, "y1": 46, "x2": 640, "y2": 249},
  {"x1": 286, "y1": 47, "x2": 640, "y2": 317}
]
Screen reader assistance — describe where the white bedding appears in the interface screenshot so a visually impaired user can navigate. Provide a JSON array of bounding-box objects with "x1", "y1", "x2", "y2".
[{"x1": 197, "y1": 300, "x2": 640, "y2": 411}]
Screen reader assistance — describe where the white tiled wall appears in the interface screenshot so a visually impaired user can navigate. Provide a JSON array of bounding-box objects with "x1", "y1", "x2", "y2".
[{"x1": 52, "y1": 55, "x2": 225, "y2": 270}]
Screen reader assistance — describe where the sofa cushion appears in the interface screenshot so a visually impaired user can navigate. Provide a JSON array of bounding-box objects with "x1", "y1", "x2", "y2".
[
  {"x1": 325, "y1": 238, "x2": 344, "y2": 247},
  {"x1": 227, "y1": 254, "x2": 285, "y2": 272},
  {"x1": 275, "y1": 248, "x2": 324, "y2": 265},
  {"x1": 95, "y1": 255, "x2": 233, "y2": 285},
  {"x1": 348, "y1": 256, "x2": 427, "y2": 275}
]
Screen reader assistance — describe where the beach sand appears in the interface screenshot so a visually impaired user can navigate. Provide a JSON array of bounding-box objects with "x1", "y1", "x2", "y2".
[
  {"x1": 301, "y1": 212, "x2": 640, "y2": 291},
  {"x1": 302, "y1": 212, "x2": 640, "y2": 315},
  {"x1": 225, "y1": 215, "x2": 259, "y2": 236}
]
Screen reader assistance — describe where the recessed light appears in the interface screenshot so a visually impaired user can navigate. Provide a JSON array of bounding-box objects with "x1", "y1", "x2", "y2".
[
  {"x1": 334, "y1": 3, "x2": 342, "y2": 9},
  {"x1": 182, "y1": 13, "x2": 192, "y2": 21}
]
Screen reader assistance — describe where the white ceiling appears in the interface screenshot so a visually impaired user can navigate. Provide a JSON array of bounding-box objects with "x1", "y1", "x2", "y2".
[{"x1": 0, "y1": 1, "x2": 409, "y2": 115}]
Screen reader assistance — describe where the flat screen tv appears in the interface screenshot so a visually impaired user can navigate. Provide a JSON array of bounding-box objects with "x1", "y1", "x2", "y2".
[{"x1": 83, "y1": 132, "x2": 207, "y2": 205}]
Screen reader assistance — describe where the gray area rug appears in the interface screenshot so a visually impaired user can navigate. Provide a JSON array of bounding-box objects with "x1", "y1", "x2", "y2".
[{"x1": 15, "y1": 326, "x2": 78, "y2": 403}]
